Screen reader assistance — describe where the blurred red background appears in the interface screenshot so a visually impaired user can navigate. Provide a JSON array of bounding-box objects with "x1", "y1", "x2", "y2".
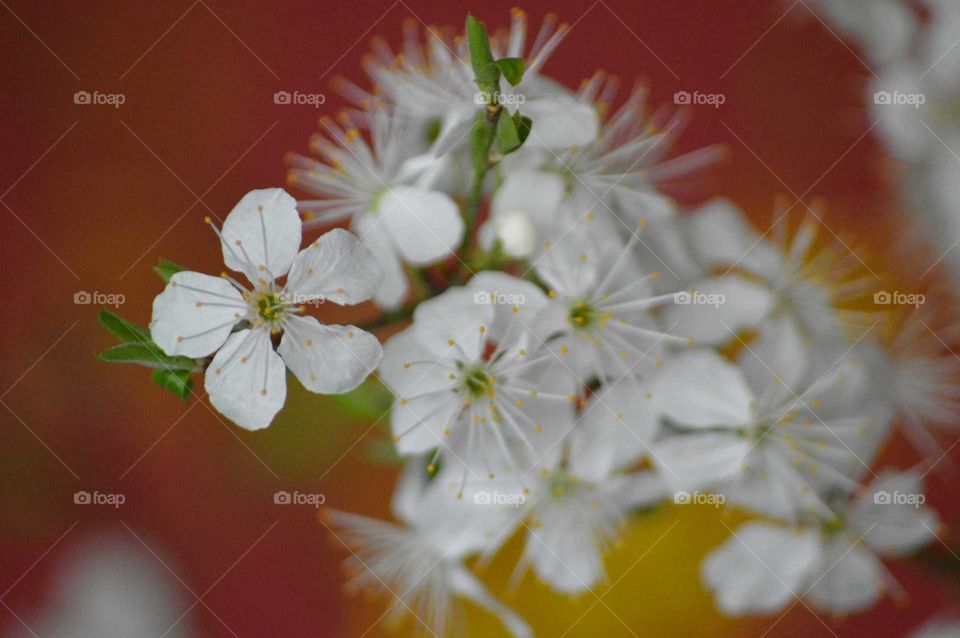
[{"x1": 1, "y1": 1, "x2": 957, "y2": 636}]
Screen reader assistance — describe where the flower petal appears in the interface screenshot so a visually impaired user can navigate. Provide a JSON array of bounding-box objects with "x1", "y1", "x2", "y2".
[
  {"x1": 412, "y1": 288, "x2": 495, "y2": 362},
  {"x1": 850, "y1": 470, "x2": 938, "y2": 556},
  {"x1": 220, "y1": 188, "x2": 302, "y2": 283},
  {"x1": 204, "y1": 329, "x2": 286, "y2": 430},
  {"x1": 286, "y1": 228, "x2": 382, "y2": 305},
  {"x1": 653, "y1": 431, "x2": 752, "y2": 491},
  {"x1": 278, "y1": 315, "x2": 381, "y2": 394},
  {"x1": 661, "y1": 275, "x2": 775, "y2": 346},
  {"x1": 570, "y1": 380, "x2": 659, "y2": 481},
  {"x1": 806, "y1": 538, "x2": 884, "y2": 615},
  {"x1": 378, "y1": 185, "x2": 464, "y2": 265},
  {"x1": 353, "y1": 212, "x2": 410, "y2": 310},
  {"x1": 150, "y1": 271, "x2": 246, "y2": 357},
  {"x1": 653, "y1": 349, "x2": 755, "y2": 428},
  {"x1": 522, "y1": 96, "x2": 598, "y2": 149},
  {"x1": 702, "y1": 522, "x2": 821, "y2": 616}
]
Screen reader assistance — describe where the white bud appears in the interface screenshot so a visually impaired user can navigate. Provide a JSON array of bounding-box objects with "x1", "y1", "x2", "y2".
[{"x1": 494, "y1": 211, "x2": 537, "y2": 258}]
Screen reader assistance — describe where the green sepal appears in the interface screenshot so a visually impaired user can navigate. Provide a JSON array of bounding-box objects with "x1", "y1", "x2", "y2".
[
  {"x1": 154, "y1": 258, "x2": 187, "y2": 283},
  {"x1": 328, "y1": 377, "x2": 394, "y2": 422},
  {"x1": 151, "y1": 368, "x2": 193, "y2": 401},
  {"x1": 496, "y1": 110, "x2": 533, "y2": 155},
  {"x1": 98, "y1": 310, "x2": 150, "y2": 343},
  {"x1": 495, "y1": 57, "x2": 525, "y2": 86},
  {"x1": 96, "y1": 342, "x2": 196, "y2": 371},
  {"x1": 466, "y1": 15, "x2": 500, "y2": 95}
]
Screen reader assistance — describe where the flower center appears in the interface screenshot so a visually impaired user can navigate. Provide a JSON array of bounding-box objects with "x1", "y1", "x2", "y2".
[
  {"x1": 546, "y1": 469, "x2": 580, "y2": 499},
  {"x1": 568, "y1": 300, "x2": 598, "y2": 329},
  {"x1": 253, "y1": 290, "x2": 287, "y2": 324},
  {"x1": 462, "y1": 365, "x2": 496, "y2": 398}
]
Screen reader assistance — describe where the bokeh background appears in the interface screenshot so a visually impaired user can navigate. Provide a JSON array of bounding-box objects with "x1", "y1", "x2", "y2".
[{"x1": 1, "y1": 1, "x2": 957, "y2": 636}]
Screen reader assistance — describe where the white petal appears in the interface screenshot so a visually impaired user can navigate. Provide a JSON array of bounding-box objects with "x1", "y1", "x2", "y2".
[
  {"x1": 278, "y1": 315, "x2": 381, "y2": 394},
  {"x1": 465, "y1": 271, "x2": 549, "y2": 348},
  {"x1": 204, "y1": 329, "x2": 286, "y2": 430},
  {"x1": 654, "y1": 431, "x2": 752, "y2": 491},
  {"x1": 378, "y1": 185, "x2": 464, "y2": 265},
  {"x1": 522, "y1": 96, "x2": 599, "y2": 149},
  {"x1": 806, "y1": 538, "x2": 884, "y2": 615},
  {"x1": 737, "y1": 313, "x2": 808, "y2": 402},
  {"x1": 353, "y1": 212, "x2": 410, "y2": 310},
  {"x1": 850, "y1": 470, "x2": 938, "y2": 556},
  {"x1": 446, "y1": 564, "x2": 532, "y2": 638},
  {"x1": 682, "y1": 198, "x2": 780, "y2": 272},
  {"x1": 379, "y1": 330, "x2": 458, "y2": 398},
  {"x1": 150, "y1": 271, "x2": 245, "y2": 357},
  {"x1": 220, "y1": 188, "x2": 301, "y2": 283},
  {"x1": 661, "y1": 276, "x2": 775, "y2": 346},
  {"x1": 490, "y1": 170, "x2": 565, "y2": 226},
  {"x1": 412, "y1": 288, "x2": 494, "y2": 362},
  {"x1": 285, "y1": 228, "x2": 382, "y2": 305},
  {"x1": 702, "y1": 523, "x2": 821, "y2": 616},
  {"x1": 390, "y1": 389, "x2": 463, "y2": 455},
  {"x1": 570, "y1": 380, "x2": 659, "y2": 481},
  {"x1": 653, "y1": 349, "x2": 755, "y2": 428},
  {"x1": 525, "y1": 498, "x2": 606, "y2": 593}
]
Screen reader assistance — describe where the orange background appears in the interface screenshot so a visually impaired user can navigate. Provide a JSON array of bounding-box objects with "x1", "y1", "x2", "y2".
[{"x1": 0, "y1": 1, "x2": 957, "y2": 636}]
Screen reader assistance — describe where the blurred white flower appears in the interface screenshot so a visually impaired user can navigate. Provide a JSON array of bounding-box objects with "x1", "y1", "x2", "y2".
[
  {"x1": 323, "y1": 459, "x2": 531, "y2": 638},
  {"x1": 150, "y1": 188, "x2": 383, "y2": 430},
  {"x1": 288, "y1": 108, "x2": 463, "y2": 309},
  {"x1": 703, "y1": 470, "x2": 938, "y2": 616},
  {"x1": 11, "y1": 535, "x2": 192, "y2": 638},
  {"x1": 662, "y1": 198, "x2": 872, "y2": 346},
  {"x1": 653, "y1": 330, "x2": 891, "y2": 521}
]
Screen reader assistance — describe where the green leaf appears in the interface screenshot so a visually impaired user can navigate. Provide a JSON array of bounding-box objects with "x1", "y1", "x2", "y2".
[
  {"x1": 328, "y1": 377, "x2": 394, "y2": 422},
  {"x1": 98, "y1": 310, "x2": 150, "y2": 343},
  {"x1": 513, "y1": 112, "x2": 533, "y2": 146},
  {"x1": 152, "y1": 368, "x2": 193, "y2": 401},
  {"x1": 466, "y1": 15, "x2": 500, "y2": 94},
  {"x1": 496, "y1": 110, "x2": 521, "y2": 154},
  {"x1": 154, "y1": 258, "x2": 187, "y2": 283},
  {"x1": 496, "y1": 111, "x2": 533, "y2": 155},
  {"x1": 96, "y1": 343, "x2": 196, "y2": 371},
  {"x1": 495, "y1": 57, "x2": 525, "y2": 86}
]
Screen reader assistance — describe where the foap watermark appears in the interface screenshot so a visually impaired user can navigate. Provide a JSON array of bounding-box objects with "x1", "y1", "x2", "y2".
[
  {"x1": 873, "y1": 90, "x2": 925, "y2": 108},
  {"x1": 873, "y1": 490, "x2": 925, "y2": 508},
  {"x1": 74, "y1": 90, "x2": 125, "y2": 108},
  {"x1": 673, "y1": 290, "x2": 725, "y2": 308},
  {"x1": 474, "y1": 91, "x2": 526, "y2": 107},
  {"x1": 274, "y1": 490, "x2": 326, "y2": 508},
  {"x1": 473, "y1": 290, "x2": 526, "y2": 306},
  {"x1": 673, "y1": 90, "x2": 725, "y2": 109},
  {"x1": 283, "y1": 291, "x2": 326, "y2": 307},
  {"x1": 473, "y1": 489, "x2": 526, "y2": 509},
  {"x1": 274, "y1": 90, "x2": 326, "y2": 108},
  {"x1": 74, "y1": 490, "x2": 126, "y2": 508},
  {"x1": 74, "y1": 290, "x2": 125, "y2": 307},
  {"x1": 874, "y1": 290, "x2": 925, "y2": 308},
  {"x1": 673, "y1": 490, "x2": 725, "y2": 507}
]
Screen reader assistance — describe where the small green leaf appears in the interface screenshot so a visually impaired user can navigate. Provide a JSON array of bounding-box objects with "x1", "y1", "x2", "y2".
[
  {"x1": 513, "y1": 112, "x2": 533, "y2": 146},
  {"x1": 496, "y1": 111, "x2": 532, "y2": 155},
  {"x1": 154, "y1": 259, "x2": 187, "y2": 283},
  {"x1": 496, "y1": 111, "x2": 521, "y2": 154},
  {"x1": 152, "y1": 368, "x2": 193, "y2": 401},
  {"x1": 97, "y1": 343, "x2": 196, "y2": 371},
  {"x1": 495, "y1": 57, "x2": 525, "y2": 86},
  {"x1": 466, "y1": 15, "x2": 500, "y2": 94},
  {"x1": 98, "y1": 310, "x2": 150, "y2": 343},
  {"x1": 329, "y1": 377, "x2": 394, "y2": 422}
]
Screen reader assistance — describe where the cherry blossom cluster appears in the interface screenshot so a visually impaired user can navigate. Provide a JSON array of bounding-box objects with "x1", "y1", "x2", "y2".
[{"x1": 100, "y1": 9, "x2": 960, "y2": 636}]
